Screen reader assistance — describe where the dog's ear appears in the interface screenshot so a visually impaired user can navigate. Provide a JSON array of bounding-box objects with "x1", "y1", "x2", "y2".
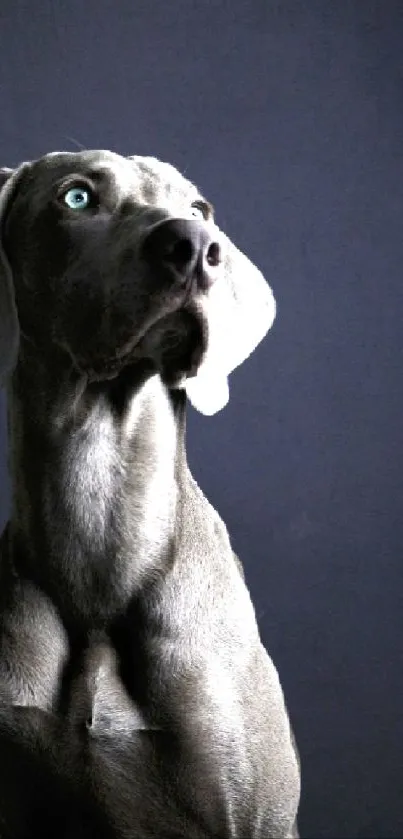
[
  {"x1": 185, "y1": 229, "x2": 276, "y2": 415},
  {"x1": 0, "y1": 166, "x2": 26, "y2": 383}
]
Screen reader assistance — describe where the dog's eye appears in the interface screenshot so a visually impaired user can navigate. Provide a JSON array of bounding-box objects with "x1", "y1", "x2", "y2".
[
  {"x1": 190, "y1": 201, "x2": 210, "y2": 221},
  {"x1": 63, "y1": 186, "x2": 93, "y2": 210}
]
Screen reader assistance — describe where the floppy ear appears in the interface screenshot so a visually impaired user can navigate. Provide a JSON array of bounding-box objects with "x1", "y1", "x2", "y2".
[
  {"x1": 185, "y1": 229, "x2": 276, "y2": 415},
  {"x1": 0, "y1": 166, "x2": 25, "y2": 384}
]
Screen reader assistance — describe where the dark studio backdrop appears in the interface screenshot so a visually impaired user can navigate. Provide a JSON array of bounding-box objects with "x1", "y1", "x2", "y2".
[{"x1": 1, "y1": 2, "x2": 402, "y2": 836}]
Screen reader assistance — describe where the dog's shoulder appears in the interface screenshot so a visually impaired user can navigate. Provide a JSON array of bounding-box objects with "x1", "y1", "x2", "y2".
[{"x1": 178, "y1": 469, "x2": 245, "y2": 578}]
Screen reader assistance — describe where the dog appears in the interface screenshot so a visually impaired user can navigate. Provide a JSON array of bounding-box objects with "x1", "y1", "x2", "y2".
[{"x1": 0, "y1": 150, "x2": 301, "y2": 837}]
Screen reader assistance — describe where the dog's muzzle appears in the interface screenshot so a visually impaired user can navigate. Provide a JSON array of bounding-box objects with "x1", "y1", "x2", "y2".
[{"x1": 140, "y1": 218, "x2": 222, "y2": 292}]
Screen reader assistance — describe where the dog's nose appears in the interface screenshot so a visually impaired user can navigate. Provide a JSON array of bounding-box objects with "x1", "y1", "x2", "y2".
[{"x1": 141, "y1": 218, "x2": 222, "y2": 290}]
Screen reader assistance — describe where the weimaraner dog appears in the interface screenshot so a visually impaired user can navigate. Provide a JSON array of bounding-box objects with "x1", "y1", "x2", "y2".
[{"x1": 0, "y1": 150, "x2": 301, "y2": 838}]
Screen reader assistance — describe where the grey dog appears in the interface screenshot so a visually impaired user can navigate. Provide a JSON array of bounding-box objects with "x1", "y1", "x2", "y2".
[{"x1": 0, "y1": 150, "x2": 301, "y2": 838}]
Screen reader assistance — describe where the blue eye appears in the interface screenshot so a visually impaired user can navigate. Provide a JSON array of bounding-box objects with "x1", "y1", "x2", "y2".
[{"x1": 63, "y1": 186, "x2": 92, "y2": 210}]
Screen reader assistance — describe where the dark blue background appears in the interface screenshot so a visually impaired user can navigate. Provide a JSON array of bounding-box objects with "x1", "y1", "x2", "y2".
[{"x1": 1, "y1": 2, "x2": 402, "y2": 836}]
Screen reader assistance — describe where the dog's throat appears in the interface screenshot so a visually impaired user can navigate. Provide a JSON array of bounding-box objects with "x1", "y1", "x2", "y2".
[{"x1": 10, "y1": 371, "x2": 181, "y2": 629}]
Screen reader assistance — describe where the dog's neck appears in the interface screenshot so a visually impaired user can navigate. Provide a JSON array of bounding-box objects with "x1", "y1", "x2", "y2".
[{"x1": 6, "y1": 340, "x2": 186, "y2": 631}]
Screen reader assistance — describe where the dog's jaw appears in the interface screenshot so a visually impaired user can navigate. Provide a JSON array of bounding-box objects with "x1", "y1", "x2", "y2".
[{"x1": 60, "y1": 295, "x2": 210, "y2": 394}]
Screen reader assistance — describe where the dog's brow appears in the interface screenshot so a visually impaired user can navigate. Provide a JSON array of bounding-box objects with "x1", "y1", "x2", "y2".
[
  {"x1": 59, "y1": 168, "x2": 112, "y2": 187},
  {"x1": 87, "y1": 168, "x2": 112, "y2": 182},
  {"x1": 50, "y1": 166, "x2": 112, "y2": 185}
]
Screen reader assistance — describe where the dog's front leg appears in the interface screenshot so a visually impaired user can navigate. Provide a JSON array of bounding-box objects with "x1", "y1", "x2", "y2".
[
  {"x1": 0, "y1": 702, "x2": 113, "y2": 838},
  {"x1": 150, "y1": 655, "x2": 300, "y2": 839}
]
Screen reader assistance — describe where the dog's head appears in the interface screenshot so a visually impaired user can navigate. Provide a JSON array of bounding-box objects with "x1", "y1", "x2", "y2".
[{"x1": 0, "y1": 150, "x2": 275, "y2": 415}]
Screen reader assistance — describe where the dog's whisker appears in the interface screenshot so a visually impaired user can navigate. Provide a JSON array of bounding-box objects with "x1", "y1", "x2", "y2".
[{"x1": 63, "y1": 135, "x2": 87, "y2": 151}]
